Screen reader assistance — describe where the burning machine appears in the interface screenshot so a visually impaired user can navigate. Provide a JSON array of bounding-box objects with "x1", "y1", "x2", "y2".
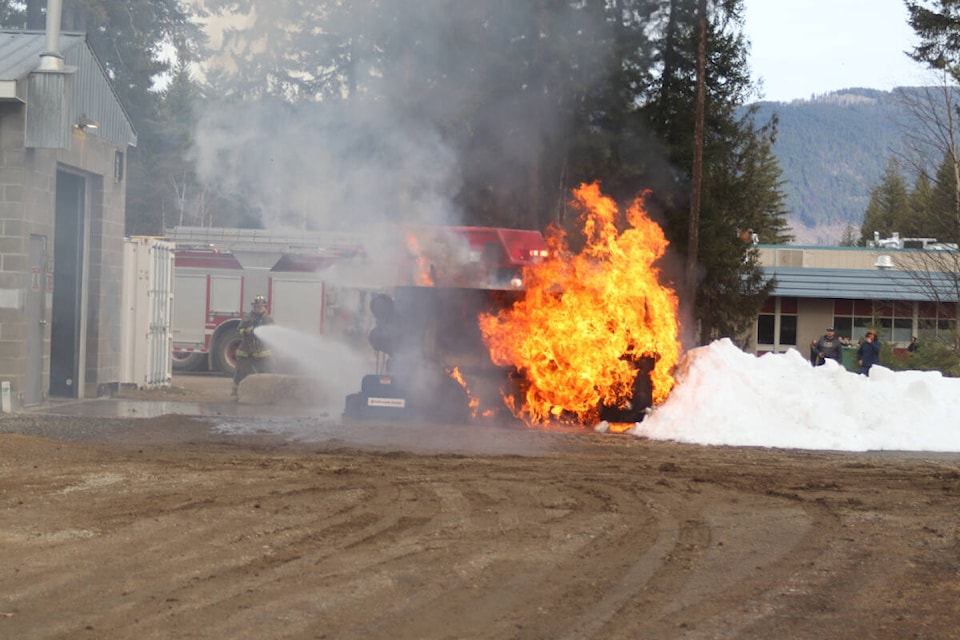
[{"x1": 343, "y1": 226, "x2": 548, "y2": 422}]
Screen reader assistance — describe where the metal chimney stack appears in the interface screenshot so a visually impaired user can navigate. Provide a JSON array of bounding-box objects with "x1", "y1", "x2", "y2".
[{"x1": 37, "y1": 0, "x2": 64, "y2": 72}]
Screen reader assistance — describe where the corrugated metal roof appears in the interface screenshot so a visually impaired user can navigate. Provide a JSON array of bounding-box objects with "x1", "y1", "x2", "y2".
[
  {"x1": 0, "y1": 30, "x2": 84, "y2": 94},
  {"x1": 763, "y1": 266, "x2": 960, "y2": 302},
  {"x1": 0, "y1": 30, "x2": 135, "y2": 148}
]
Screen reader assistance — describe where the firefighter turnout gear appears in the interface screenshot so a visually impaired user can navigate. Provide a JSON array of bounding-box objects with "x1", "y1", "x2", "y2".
[{"x1": 232, "y1": 297, "x2": 274, "y2": 396}]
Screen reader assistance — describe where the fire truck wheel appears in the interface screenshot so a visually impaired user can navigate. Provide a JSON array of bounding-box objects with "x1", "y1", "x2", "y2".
[
  {"x1": 171, "y1": 351, "x2": 207, "y2": 372},
  {"x1": 212, "y1": 327, "x2": 241, "y2": 376}
]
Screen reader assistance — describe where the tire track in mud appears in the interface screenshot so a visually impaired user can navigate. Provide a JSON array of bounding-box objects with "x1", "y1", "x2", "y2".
[
  {"x1": 365, "y1": 476, "x2": 654, "y2": 638},
  {"x1": 2, "y1": 434, "x2": 959, "y2": 639},
  {"x1": 3, "y1": 448, "x2": 670, "y2": 639},
  {"x1": 542, "y1": 474, "x2": 844, "y2": 640},
  {"x1": 0, "y1": 453, "x2": 781, "y2": 638}
]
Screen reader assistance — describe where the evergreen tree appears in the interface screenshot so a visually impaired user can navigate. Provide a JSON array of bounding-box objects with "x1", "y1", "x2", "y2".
[
  {"x1": 124, "y1": 62, "x2": 242, "y2": 234},
  {"x1": 907, "y1": 1, "x2": 960, "y2": 246},
  {"x1": 839, "y1": 224, "x2": 859, "y2": 246},
  {"x1": 201, "y1": 0, "x2": 349, "y2": 101},
  {"x1": 926, "y1": 150, "x2": 960, "y2": 242},
  {"x1": 557, "y1": 1, "x2": 660, "y2": 215},
  {"x1": 729, "y1": 111, "x2": 793, "y2": 244},
  {"x1": 199, "y1": 0, "x2": 657, "y2": 231},
  {"x1": 859, "y1": 158, "x2": 911, "y2": 243},
  {"x1": 906, "y1": 170, "x2": 934, "y2": 238},
  {"x1": 636, "y1": 0, "x2": 788, "y2": 344},
  {"x1": 907, "y1": 0, "x2": 960, "y2": 79}
]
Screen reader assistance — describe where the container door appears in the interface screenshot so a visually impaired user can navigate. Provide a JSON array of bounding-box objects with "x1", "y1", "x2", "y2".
[{"x1": 148, "y1": 241, "x2": 174, "y2": 385}]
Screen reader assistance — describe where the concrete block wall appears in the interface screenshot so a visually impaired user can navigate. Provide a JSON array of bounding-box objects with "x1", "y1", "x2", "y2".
[
  {"x1": 0, "y1": 103, "x2": 128, "y2": 409},
  {"x1": 0, "y1": 105, "x2": 30, "y2": 408}
]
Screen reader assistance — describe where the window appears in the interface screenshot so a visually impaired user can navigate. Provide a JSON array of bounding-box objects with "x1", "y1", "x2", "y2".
[
  {"x1": 757, "y1": 314, "x2": 775, "y2": 345},
  {"x1": 779, "y1": 315, "x2": 798, "y2": 345},
  {"x1": 756, "y1": 297, "x2": 797, "y2": 350},
  {"x1": 834, "y1": 299, "x2": 916, "y2": 344},
  {"x1": 917, "y1": 302, "x2": 957, "y2": 345},
  {"x1": 893, "y1": 318, "x2": 912, "y2": 343},
  {"x1": 832, "y1": 300, "x2": 855, "y2": 343}
]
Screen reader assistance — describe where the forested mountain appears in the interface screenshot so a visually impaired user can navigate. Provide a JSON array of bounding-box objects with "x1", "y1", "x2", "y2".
[{"x1": 748, "y1": 88, "x2": 920, "y2": 244}]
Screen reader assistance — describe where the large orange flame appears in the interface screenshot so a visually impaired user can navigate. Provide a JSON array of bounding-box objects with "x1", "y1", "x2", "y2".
[{"x1": 478, "y1": 182, "x2": 681, "y2": 425}]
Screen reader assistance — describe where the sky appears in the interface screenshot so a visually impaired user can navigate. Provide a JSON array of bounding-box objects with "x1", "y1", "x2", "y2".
[
  {"x1": 743, "y1": 0, "x2": 934, "y2": 102},
  {"x1": 625, "y1": 338, "x2": 960, "y2": 453}
]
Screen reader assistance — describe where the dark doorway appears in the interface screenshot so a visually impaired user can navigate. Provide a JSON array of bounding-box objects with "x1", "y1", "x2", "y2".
[{"x1": 49, "y1": 171, "x2": 85, "y2": 398}]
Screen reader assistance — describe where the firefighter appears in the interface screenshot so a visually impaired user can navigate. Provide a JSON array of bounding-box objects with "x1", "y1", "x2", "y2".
[{"x1": 232, "y1": 295, "x2": 274, "y2": 397}]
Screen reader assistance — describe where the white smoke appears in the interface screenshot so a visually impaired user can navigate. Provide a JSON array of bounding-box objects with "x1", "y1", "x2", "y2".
[
  {"x1": 192, "y1": 100, "x2": 463, "y2": 232},
  {"x1": 253, "y1": 324, "x2": 370, "y2": 410}
]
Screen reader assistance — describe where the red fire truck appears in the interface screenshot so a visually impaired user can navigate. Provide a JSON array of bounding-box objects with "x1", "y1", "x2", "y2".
[{"x1": 168, "y1": 225, "x2": 548, "y2": 376}]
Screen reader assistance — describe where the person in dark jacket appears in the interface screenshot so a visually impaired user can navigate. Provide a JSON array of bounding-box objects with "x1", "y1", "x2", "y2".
[
  {"x1": 232, "y1": 295, "x2": 274, "y2": 396},
  {"x1": 813, "y1": 326, "x2": 845, "y2": 366},
  {"x1": 857, "y1": 328, "x2": 881, "y2": 375}
]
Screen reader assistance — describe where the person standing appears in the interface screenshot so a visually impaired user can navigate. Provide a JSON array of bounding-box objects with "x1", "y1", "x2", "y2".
[
  {"x1": 907, "y1": 336, "x2": 919, "y2": 352},
  {"x1": 813, "y1": 326, "x2": 845, "y2": 366},
  {"x1": 857, "y1": 328, "x2": 881, "y2": 376},
  {"x1": 232, "y1": 295, "x2": 274, "y2": 397}
]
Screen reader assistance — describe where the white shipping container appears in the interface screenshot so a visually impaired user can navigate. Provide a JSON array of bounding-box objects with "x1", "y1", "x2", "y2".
[{"x1": 121, "y1": 237, "x2": 175, "y2": 388}]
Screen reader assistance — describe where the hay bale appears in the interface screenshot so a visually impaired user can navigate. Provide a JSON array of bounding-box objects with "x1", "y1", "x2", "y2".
[{"x1": 237, "y1": 374, "x2": 335, "y2": 406}]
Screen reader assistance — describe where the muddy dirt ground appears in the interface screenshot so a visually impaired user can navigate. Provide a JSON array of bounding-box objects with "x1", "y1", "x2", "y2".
[{"x1": 1, "y1": 374, "x2": 960, "y2": 639}]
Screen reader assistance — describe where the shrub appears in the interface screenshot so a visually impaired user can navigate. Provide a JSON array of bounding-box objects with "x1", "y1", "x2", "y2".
[{"x1": 882, "y1": 341, "x2": 960, "y2": 377}]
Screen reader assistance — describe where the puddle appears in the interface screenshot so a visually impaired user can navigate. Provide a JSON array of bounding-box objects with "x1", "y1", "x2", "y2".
[
  {"x1": 30, "y1": 398, "x2": 332, "y2": 420},
  {"x1": 214, "y1": 415, "x2": 552, "y2": 454},
  {"x1": 23, "y1": 396, "x2": 555, "y2": 455},
  {"x1": 33, "y1": 399, "x2": 218, "y2": 418}
]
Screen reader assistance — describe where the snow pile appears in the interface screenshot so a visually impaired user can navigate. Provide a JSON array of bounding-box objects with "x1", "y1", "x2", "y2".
[{"x1": 631, "y1": 338, "x2": 960, "y2": 452}]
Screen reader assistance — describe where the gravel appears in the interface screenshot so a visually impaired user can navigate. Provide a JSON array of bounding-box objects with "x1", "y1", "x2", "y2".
[{"x1": 0, "y1": 414, "x2": 143, "y2": 442}]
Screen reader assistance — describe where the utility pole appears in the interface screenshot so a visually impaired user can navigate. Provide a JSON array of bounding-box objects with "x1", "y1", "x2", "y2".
[{"x1": 686, "y1": 0, "x2": 707, "y2": 344}]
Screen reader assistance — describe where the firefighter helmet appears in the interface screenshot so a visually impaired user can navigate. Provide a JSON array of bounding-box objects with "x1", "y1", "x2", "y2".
[{"x1": 252, "y1": 295, "x2": 267, "y2": 307}]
